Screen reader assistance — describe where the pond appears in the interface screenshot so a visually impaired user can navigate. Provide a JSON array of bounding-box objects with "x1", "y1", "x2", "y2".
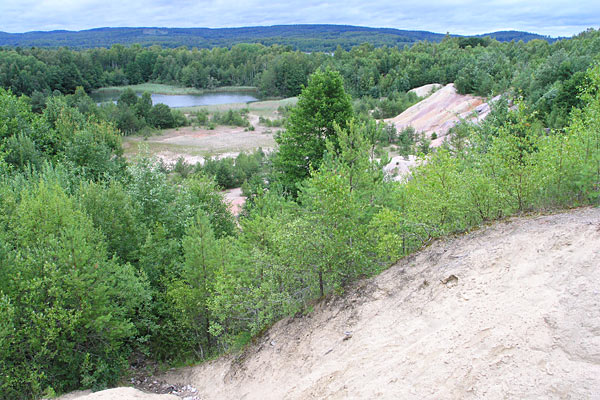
[{"x1": 91, "y1": 90, "x2": 259, "y2": 108}]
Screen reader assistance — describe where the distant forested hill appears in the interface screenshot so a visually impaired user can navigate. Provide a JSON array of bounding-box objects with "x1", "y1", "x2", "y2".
[
  {"x1": 0, "y1": 25, "x2": 557, "y2": 51},
  {"x1": 476, "y1": 30, "x2": 559, "y2": 42}
]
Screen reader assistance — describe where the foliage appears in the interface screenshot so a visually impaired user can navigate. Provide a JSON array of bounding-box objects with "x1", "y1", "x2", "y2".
[
  {"x1": 274, "y1": 67, "x2": 353, "y2": 194},
  {"x1": 2, "y1": 31, "x2": 600, "y2": 400},
  {"x1": 210, "y1": 109, "x2": 250, "y2": 127},
  {"x1": 197, "y1": 149, "x2": 267, "y2": 190},
  {"x1": 147, "y1": 103, "x2": 175, "y2": 129},
  {"x1": 353, "y1": 90, "x2": 420, "y2": 119},
  {"x1": 0, "y1": 179, "x2": 149, "y2": 397},
  {"x1": 0, "y1": 29, "x2": 597, "y2": 126}
]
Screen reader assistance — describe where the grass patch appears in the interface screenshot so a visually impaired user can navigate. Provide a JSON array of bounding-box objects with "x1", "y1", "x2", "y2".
[
  {"x1": 181, "y1": 97, "x2": 297, "y2": 118},
  {"x1": 121, "y1": 140, "x2": 206, "y2": 158}
]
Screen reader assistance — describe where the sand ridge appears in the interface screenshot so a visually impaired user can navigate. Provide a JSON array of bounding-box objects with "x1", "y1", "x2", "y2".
[{"x1": 156, "y1": 207, "x2": 600, "y2": 399}]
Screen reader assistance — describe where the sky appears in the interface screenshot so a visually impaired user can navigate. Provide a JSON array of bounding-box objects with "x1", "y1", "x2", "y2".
[{"x1": 0, "y1": 0, "x2": 597, "y2": 37}]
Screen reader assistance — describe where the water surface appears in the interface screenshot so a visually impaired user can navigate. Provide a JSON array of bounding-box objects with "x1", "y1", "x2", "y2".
[{"x1": 91, "y1": 90, "x2": 259, "y2": 107}]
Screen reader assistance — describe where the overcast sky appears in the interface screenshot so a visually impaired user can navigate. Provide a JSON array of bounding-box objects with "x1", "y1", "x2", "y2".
[{"x1": 0, "y1": 0, "x2": 597, "y2": 37}]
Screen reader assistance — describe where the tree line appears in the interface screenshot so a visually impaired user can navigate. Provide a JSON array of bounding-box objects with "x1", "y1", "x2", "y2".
[
  {"x1": 0, "y1": 25, "x2": 555, "y2": 52},
  {"x1": 1, "y1": 28, "x2": 598, "y2": 127}
]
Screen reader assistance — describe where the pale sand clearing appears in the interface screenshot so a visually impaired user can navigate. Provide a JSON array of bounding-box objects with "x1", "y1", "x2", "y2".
[
  {"x1": 123, "y1": 113, "x2": 277, "y2": 166},
  {"x1": 154, "y1": 207, "x2": 600, "y2": 399}
]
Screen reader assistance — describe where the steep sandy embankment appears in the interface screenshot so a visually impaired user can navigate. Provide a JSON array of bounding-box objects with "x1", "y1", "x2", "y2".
[
  {"x1": 157, "y1": 207, "x2": 600, "y2": 399},
  {"x1": 386, "y1": 83, "x2": 491, "y2": 148},
  {"x1": 383, "y1": 83, "x2": 497, "y2": 181}
]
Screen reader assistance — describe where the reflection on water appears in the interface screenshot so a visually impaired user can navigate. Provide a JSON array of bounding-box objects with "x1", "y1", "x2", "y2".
[{"x1": 91, "y1": 90, "x2": 259, "y2": 107}]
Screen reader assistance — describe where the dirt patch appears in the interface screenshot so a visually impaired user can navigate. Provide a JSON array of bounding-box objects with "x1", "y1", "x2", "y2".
[
  {"x1": 383, "y1": 155, "x2": 420, "y2": 181},
  {"x1": 54, "y1": 388, "x2": 178, "y2": 400},
  {"x1": 156, "y1": 207, "x2": 600, "y2": 399}
]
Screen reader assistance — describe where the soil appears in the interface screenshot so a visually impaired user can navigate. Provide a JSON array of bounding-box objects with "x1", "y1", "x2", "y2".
[
  {"x1": 54, "y1": 388, "x2": 177, "y2": 400},
  {"x1": 224, "y1": 187, "x2": 246, "y2": 216},
  {"x1": 383, "y1": 155, "x2": 420, "y2": 181},
  {"x1": 409, "y1": 83, "x2": 442, "y2": 97}
]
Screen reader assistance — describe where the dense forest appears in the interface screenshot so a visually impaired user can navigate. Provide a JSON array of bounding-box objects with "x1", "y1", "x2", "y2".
[
  {"x1": 0, "y1": 25, "x2": 557, "y2": 51},
  {"x1": 1, "y1": 28, "x2": 598, "y2": 129},
  {"x1": 1, "y1": 28, "x2": 599, "y2": 399}
]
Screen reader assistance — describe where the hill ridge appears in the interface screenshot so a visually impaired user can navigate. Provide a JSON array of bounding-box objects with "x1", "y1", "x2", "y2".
[{"x1": 0, "y1": 24, "x2": 558, "y2": 51}]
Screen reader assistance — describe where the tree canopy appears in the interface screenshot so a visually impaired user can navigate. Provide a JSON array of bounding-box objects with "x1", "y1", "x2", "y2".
[{"x1": 274, "y1": 67, "x2": 353, "y2": 193}]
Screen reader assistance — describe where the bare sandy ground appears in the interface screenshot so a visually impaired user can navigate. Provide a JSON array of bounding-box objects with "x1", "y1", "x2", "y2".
[
  {"x1": 383, "y1": 155, "x2": 420, "y2": 182},
  {"x1": 123, "y1": 113, "x2": 277, "y2": 166},
  {"x1": 386, "y1": 83, "x2": 491, "y2": 147},
  {"x1": 55, "y1": 388, "x2": 177, "y2": 400},
  {"x1": 155, "y1": 207, "x2": 600, "y2": 399}
]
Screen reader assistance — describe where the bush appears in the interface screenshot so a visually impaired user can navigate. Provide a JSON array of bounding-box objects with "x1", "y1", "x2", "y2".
[
  {"x1": 198, "y1": 150, "x2": 266, "y2": 190},
  {"x1": 258, "y1": 116, "x2": 285, "y2": 127},
  {"x1": 148, "y1": 103, "x2": 175, "y2": 129},
  {"x1": 171, "y1": 109, "x2": 188, "y2": 127},
  {"x1": 194, "y1": 110, "x2": 209, "y2": 125},
  {"x1": 210, "y1": 109, "x2": 250, "y2": 127}
]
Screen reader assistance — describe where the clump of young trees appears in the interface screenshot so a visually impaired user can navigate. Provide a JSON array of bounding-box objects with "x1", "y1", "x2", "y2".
[{"x1": 70, "y1": 87, "x2": 187, "y2": 134}]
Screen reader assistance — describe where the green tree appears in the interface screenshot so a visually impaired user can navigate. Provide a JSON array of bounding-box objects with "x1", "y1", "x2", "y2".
[
  {"x1": 168, "y1": 212, "x2": 219, "y2": 358},
  {"x1": 148, "y1": 103, "x2": 175, "y2": 129},
  {"x1": 135, "y1": 91, "x2": 153, "y2": 120},
  {"x1": 0, "y1": 180, "x2": 149, "y2": 397},
  {"x1": 274, "y1": 67, "x2": 353, "y2": 194},
  {"x1": 117, "y1": 88, "x2": 138, "y2": 107}
]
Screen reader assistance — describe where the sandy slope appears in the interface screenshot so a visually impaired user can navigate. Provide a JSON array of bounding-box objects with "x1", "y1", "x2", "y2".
[
  {"x1": 55, "y1": 388, "x2": 177, "y2": 400},
  {"x1": 157, "y1": 207, "x2": 600, "y2": 399},
  {"x1": 386, "y1": 83, "x2": 491, "y2": 147}
]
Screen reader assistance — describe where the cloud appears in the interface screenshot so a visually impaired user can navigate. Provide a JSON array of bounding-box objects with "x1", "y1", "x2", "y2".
[{"x1": 0, "y1": 0, "x2": 597, "y2": 36}]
